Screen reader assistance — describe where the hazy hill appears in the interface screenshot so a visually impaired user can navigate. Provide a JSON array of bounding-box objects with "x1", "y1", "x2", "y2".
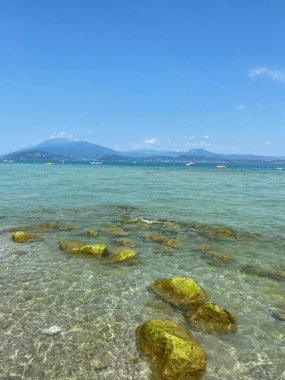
[{"x1": 1, "y1": 138, "x2": 284, "y2": 162}]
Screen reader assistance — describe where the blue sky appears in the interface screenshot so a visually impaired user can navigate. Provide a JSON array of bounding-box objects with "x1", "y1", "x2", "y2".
[{"x1": 0, "y1": 0, "x2": 284, "y2": 155}]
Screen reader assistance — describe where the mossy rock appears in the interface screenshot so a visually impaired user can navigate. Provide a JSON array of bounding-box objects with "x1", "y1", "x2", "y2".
[
  {"x1": 72, "y1": 244, "x2": 107, "y2": 256},
  {"x1": 201, "y1": 251, "x2": 236, "y2": 266},
  {"x1": 197, "y1": 244, "x2": 213, "y2": 252},
  {"x1": 136, "y1": 319, "x2": 207, "y2": 380},
  {"x1": 106, "y1": 250, "x2": 137, "y2": 264},
  {"x1": 12, "y1": 231, "x2": 38, "y2": 243},
  {"x1": 148, "y1": 234, "x2": 165, "y2": 243},
  {"x1": 197, "y1": 225, "x2": 236, "y2": 240},
  {"x1": 59, "y1": 240, "x2": 86, "y2": 252},
  {"x1": 106, "y1": 227, "x2": 128, "y2": 236},
  {"x1": 186, "y1": 301, "x2": 237, "y2": 333},
  {"x1": 86, "y1": 230, "x2": 98, "y2": 237},
  {"x1": 152, "y1": 278, "x2": 207, "y2": 310},
  {"x1": 164, "y1": 239, "x2": 177, "y2": 248}
]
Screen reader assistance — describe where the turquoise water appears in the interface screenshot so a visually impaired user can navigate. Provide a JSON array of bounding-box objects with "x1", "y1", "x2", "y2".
[{"x1": 0, "y1": 162, "x2": 284, "y2": 379}]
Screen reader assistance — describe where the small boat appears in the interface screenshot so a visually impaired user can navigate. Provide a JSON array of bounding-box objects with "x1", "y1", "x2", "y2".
[
  {"x1": 216, "y1": 165, "x2": 226, "y2": 168},
  {"x1": 275, "y1": 167, "x2": 283, "y2": 170},
  {"x1": 186, "y1": 161, "x2": 194, "y2": 166},
  {"x1": 45, "y1": 162, "x2": 54, "y2": 165},
  {"x1": 90, "y1": 161, "x2": 102, "y2": 165}
]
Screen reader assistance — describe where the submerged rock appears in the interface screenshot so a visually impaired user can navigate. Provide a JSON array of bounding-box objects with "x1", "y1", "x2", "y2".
[
  {"x1": 151, "y1": 278, "x2": 207, "y2": 310},
  {"x1": 59, "y1": 240, "x2": 86, "y2": 252},
  {"x1": 86, "y1": 230, "x2": 98, "y2": 236},
  {"x1": 115, "y1": 237, "x2": 135, "y2": 247},
  {"x1": 12, "y1": 231, "x2": 38, "y2": 243},
  {"x1": 57, "y1": 223, "x2": 74, "y2": 231},
  {"x1": 186, "y1": 301, "x2": 237, "y2": 333},
  {"x1": 41, "y1": 325, "x2": 61, "y2": 336},
  {"x1": 200, "y1": 251, "x2": 236, "y2": 266},
  {"x1": 106, "y1": 250, "x2": 137, "y2": 264},
  {"x1": 136, "y1": 319, "x2": 207, "y2": 380},
  {"x1": 272, "y1": 269, "x2": 285, "y2": 280},
  {"x1": 272, "y1": 310, "x2": 285, "y2": 321},
  {"x1": 72, "y1": 244, "x2": 107, "y2": 256}
]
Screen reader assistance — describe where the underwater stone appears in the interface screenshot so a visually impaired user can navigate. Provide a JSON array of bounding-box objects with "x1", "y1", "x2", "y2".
[
  {"x1": 71, "y1": 244, "x2": 107, "y2": 256},
  {"x1": 115, "y1": 237, "x2": 135, "y2": 247},
  {"x1": 272, "y1": 310, "x2": 285, "y2": 321},
  {"x1": 272, "y1": 269, "x2": 285, "y2": 280},
  {"x1": 41, "y1": 325, "x2": 61, "y2": 335},
  {"x1": 57, "y1": 223, "x2": 74, "y2": 230},
  {"x1": 186, "y1": 301, "x2": 237, "y2": 333},
  {"x1": 106, "y1": 250, "x2": 137, "y2": 264},
  {"x1": 86, "y1": 230, "x2": 98, "y2": 236},
  {"x1": 152, "y1": 278, "x2": 207, "y2": 310},
  {"x1": 136, "y1": 319, "x2": 207, "y2": 380},
  {"x1": 12, "y1": 231, "x2": 38, "y2": 243},
  {"x1": 58, "y1": 240, "x2": 86, "y2": 252}
]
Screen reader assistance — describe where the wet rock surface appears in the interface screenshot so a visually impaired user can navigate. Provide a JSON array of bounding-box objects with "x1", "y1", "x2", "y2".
[
  {"x1": 186, "y1": 301, "x2": 237, "y2": 333},
  {"x1": 136, "y1": 319, "x2": 207, "y2": 380},
  {"x1": 151, "y1": 278, "x2": 208, "y2": 310}
]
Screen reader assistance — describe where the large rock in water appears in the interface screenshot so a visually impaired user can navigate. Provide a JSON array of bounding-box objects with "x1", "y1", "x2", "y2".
[
  {"x1": 136, "y1": 319, "x2": 207, "y2": 380},
  {"x1": 151, "y1": 278, "x2": 207, "y2": 310},
  {"x1": 12, "y1": 231, "x2": 38, "y2": 243},
  {"x1": 186, "y1": 301, "x2": 237, "y2": 333}
]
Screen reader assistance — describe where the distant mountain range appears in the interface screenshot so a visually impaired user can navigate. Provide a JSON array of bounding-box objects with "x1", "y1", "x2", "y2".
[{"x1": 1, "y1": 138, "x2": 284, "y2": 162}]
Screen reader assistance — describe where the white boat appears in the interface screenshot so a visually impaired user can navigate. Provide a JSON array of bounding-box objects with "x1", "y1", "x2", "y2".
[
  {"x1": 275, "y1": 167, "x2": 283, "y2": 170},
  {"x1": 186, "y1": 161, "x2": 194, "y2": 166},
  {"x1": 90, "y1": 161, "x2": 102, "y2": 165}
]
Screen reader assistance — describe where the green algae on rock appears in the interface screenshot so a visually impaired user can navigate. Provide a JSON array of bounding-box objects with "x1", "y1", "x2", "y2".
[
  {"x1": 12, "y1": 231, "x2": 38, "y2": 243},
  {"x1": 136, "y1": 319, "x2": 207, "y2": 380},
  {"x1": 72, "y1": 244, "x2": 107, "y2": 256},
  {"x1": 58, "y1": 240, "x2": 86, "y2": 252},
  {"x1": 106, "y1": 250, "x2": 137, "y2": 264},
  {"x1": 152, "y1": 278, "x2": 207, "y2": 310},
  {"x1": 186, "y1": 301, "x2": 237, "y2": 333}
]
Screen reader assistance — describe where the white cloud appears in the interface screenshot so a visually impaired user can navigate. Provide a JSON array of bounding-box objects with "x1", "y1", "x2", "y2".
[
  {"x1": 203, "y1": 135, "x2": 210, "y2": 139},
  {"x1": 144, "y1": 138, "x2": 158, "y2": 145},
  {"x1": 249, "y1": 66, "x2": 285, "y2": 83},
  {"x1": 86, "y1": 131, "x2": 92, "y2": 135},
  {"x1": 49, "y1": 132, "x2": 74, "y2": 139},
  {"x1": 237, "y1": 104, "x2": 246, "y2": 111}
]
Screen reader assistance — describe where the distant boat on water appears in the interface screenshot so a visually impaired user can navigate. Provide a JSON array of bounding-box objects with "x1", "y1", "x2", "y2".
[
  {"x1": 90, "y1": 161, "x2": 102, "y2": 165},
  {"x1": 45, "y1": 162, "x2": 54, "y2": 165},
  {"x1": 186, "y1": 161, "x2": 194, "y2": 166},
  {"x1": 216, "y1": 165, "x2": 226, "y2": 168},
  {"x1": 275, "y1": 167, "x2": 283, "y2": 170}
]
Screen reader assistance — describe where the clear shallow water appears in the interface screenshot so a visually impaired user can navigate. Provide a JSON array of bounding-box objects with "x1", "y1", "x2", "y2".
[{"x1": 0, "y1": 162, "x2": 284, "y2": 380}]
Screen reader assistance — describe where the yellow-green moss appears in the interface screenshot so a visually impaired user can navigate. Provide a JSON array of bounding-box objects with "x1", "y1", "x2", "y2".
[
  {"x1": 107, "y1": 250, "x2": 137, "y2": 264},
  {"x1": 152, "y1": 278, "x2": 207, "y2": 310},
  {"x1": 72, "y1": 244, "x2": 107, "y2": 256},
  {"x1": 12, "y1": 231, "x2": 38, "y2": 243},
  {"x1": 136, "y1": 319, "x2": 206, "y2": 380},
  {"x1": 187, "y1": 301, "x2": 237, "y2": 333}
]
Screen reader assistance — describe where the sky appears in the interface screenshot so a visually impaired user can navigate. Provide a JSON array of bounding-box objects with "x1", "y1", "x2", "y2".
[{"x1": 0, "y1": 0, "x2": 284, "y2": 156}]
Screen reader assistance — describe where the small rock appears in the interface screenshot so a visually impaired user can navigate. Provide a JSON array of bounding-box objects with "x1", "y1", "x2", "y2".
[
  {"x1": 42, "y1": 325, "x2": 61, "y2": 336},
  {"x1": 272, "y1": 310, "x2": 285, "y2": 321},
  {"x1": 91, "y1": 356, "x2": 109, "y2": 370}
]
